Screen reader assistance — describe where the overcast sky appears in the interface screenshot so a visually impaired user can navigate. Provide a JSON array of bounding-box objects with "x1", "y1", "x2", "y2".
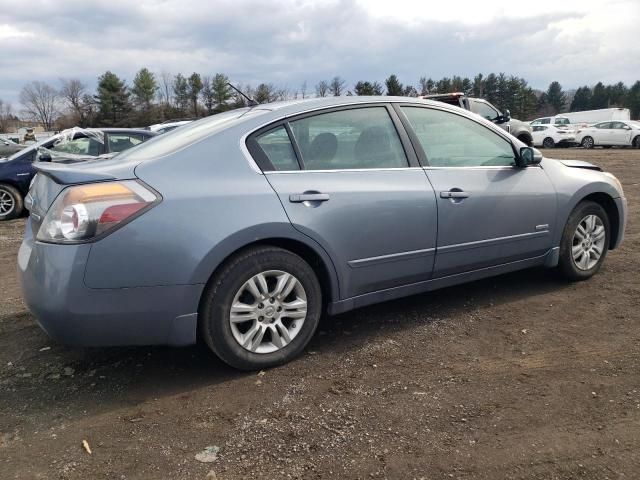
[{"x1": 0, "y1": 0, "x2": 639, "y2": 107}]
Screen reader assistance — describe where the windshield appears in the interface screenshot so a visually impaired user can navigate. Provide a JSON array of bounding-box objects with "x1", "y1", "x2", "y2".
[{"x1": 116, "y1": 108, "x2": 268, "y2": 162}]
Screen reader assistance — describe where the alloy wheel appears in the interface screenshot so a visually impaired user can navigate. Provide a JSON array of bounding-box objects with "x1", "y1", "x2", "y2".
[
  {"x1": 0, "y1": 188, "x2": 15, "y2": 216},
  {"x1": 582, "y1": 137, "x2": 594, "y2": 149},
  {"x1": 229, "y1": 270, "x2": 307, "y2": 354},
  {"x1": 571, "y1": 214, "x2": 606, "y2": 271}
]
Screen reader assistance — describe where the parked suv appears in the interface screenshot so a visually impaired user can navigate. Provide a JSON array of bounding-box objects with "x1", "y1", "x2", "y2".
[
  {"x1": 0, "y1": 128, "x2": 156, "y2": 220},
  {"x1": 424, "y1": 92, "x2": 533, "y2": 146},
  {"x1": 19, "y1": 97, "x2": 625, "y2": 370}
]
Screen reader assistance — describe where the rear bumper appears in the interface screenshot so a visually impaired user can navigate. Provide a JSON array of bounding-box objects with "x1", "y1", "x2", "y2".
[{"x1": 17, "y1": 222, "x2": 202, "y2": 347}]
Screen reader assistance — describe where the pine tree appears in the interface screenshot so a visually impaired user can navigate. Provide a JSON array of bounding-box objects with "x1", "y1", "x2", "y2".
[
  {"x1": 95, "y1": 71, "x2": 131, "y2": 126},
  {"x1": 545, "y1": 81, "x2": 566, "y2": 114},
  {"x1": 570, "y1": 86, "x2": 592, "y2": 111},
  {"x1": 354, "y1": 81, "x2": 383, "y2": 96},
  {"x1": 188, "y1": 73, "x2": 203, "y2": 116},
  {"x1": 212, "y1": 73, "x2": 232, "y2": 111},
  {"x1": 131, "y1": 68, "x2": 157, "y2": 110},
  {"x1": 628, "y1": 81, "x2": 640, "y2": 119},
  {"x1": 173, "y1": 74, "x2": 190, "y2": 112},
  {"x1": 385, "y1": 75, "x2": 404, "y2": 96},
  {"x1": 591, "y1": 82, "x2": 608, "y2": 109}
]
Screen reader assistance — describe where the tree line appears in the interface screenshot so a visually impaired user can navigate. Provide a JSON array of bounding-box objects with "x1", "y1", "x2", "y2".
[{"x1": 2, "y1": 69, "x2": 639, "y2": 132}]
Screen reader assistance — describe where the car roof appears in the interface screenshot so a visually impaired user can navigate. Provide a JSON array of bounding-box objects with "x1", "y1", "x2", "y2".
[{"x1": 244, "y1": 95, "x2": 468, "y2": 118}]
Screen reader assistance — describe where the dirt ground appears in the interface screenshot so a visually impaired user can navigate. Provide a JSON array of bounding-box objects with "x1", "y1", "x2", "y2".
[{"x1": 1, "y1": 149, "x2": 639, "y2": 480}]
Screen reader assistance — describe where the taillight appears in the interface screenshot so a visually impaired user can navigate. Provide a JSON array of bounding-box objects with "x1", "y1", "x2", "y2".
[{"x1": 36, "y1": 180, "x2": 158, "y2": 243}]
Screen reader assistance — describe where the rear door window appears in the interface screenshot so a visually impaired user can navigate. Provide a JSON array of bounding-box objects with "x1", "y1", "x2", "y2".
[{"x1": 289, "y1": 107, "x2": 408, "y2": 170}]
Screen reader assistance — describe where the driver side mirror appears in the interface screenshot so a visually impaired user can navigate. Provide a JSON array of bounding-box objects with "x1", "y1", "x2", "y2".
[
  {"x1": 518, "y1": 146, "x2": 542, "y2": 167},
  {"x1": 494, "y1": 109, "x2": 511, "y2": 124}
]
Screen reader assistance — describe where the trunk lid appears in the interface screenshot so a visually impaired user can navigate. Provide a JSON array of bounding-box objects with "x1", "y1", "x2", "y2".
[{"x1": 26, "y1": 156, "x2": 140, "y2": 234}]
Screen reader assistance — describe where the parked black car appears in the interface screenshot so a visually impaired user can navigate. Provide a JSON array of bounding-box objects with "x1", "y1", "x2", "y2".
[{"x1": 0, "y1": 128, "x2": 156, "y2": 220}]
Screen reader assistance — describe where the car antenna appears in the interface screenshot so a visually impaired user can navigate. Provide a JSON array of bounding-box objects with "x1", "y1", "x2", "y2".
[{"x1": 227, "y1": 83, "x2": 259, "y2": 107}]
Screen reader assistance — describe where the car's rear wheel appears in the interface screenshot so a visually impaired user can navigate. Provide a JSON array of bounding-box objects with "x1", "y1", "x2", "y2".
[
  {"x1": 632, "y1": 135, "x2": 640, "y2": 148},
  {"x1": 581, "y1": 136, "x2": 594, "y2": 149},
  {"x1": 199, "y1": 246, "x2": 322, "y2": 370},
  {"x1": 558, "y1": 201, "x2": 609, "y2": 281},
  {"x1": 542, "y1": 137, "x2": 555, "y2": 148},
  {"x1": 0, "y1": 184, "x2": 23, "y2": 221}
]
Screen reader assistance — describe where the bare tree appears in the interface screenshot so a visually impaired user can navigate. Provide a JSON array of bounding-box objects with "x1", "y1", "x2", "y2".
[
  {"x1": 19, "y1": 81, "x2": 59, "y2": 131},
  {"x1": 0, "y1": 99, "x2": 13, "y2": 133},
  {"x1": 158, "y1": 71, "x2": 173, "y2": 106},
  {"x1": 300, "y1": 81, "x2": 307, "y2": 99},
  {"x1": 315, "y1": 80, "x2": 329, "y2": 97},
  {"x1": 329, "y1": 76, "x2": 346, "y2": 96},
  {"x1": 60, "y1": 78, "x2": 88, "y2": 126}
]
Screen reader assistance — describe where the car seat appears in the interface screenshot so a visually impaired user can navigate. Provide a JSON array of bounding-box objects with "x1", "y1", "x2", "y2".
[{"x1": 306, "y1": 132, "x2": 338, "y2": 167}]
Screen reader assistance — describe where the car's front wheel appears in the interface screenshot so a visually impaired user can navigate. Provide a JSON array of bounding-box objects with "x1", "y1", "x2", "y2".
[
  {"x1": 632, "y1": 135, "x2": 640, "y2": 149},
  {"x1": 0, "y1": 184, "x2": 23, "y2": 221},
  {"x1": 199, "y1": 246, "x2": 322, "y2": 370},
  {"x1": 581, "y1": 136, "x2": 595, "y2": 149},
  {"x1": 558, "y1": 201, "x2": 610, "y2": 281},
  {"x1": 542, "y1": 137, "x2": 555, "y2": 148}
]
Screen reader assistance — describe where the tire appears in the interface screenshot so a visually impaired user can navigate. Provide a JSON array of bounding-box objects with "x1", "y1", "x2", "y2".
[
  {"x1": 581, "y1": 136, "x2": 594, "y2": 149},
  {"x1": 633, "y1": 136, "x2": 640, "y2": 149},
  {"x1": 0, "y1": 184, "x2": 23, "y2": 221},
  {"x1": 558, "y1": 201, "x2": 610, "y2": 281},
  {"x1": 542, "y1": 137, "x2": 555, "y2": 149},
  {"x1": 199, "y1": 246, "x2": 322, "y2": 371}
]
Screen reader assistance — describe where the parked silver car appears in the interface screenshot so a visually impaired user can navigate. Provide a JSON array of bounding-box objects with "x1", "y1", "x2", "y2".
[{"x1": 18, "y1": 97, "x2": 626, "y2": 370}]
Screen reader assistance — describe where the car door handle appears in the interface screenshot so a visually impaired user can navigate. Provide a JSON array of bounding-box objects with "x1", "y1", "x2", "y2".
[
  {"x1": 440, "y1": 190, "x2": 470, "y2": 199},
  {"x1": 289, "y1": 193, "x2": 330, "y2": 203}
]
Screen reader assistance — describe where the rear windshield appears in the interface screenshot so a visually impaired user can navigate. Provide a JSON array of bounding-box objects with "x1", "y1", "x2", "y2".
[{"x1": 116, "y1": 108, "x2": 269, "y2": 162}]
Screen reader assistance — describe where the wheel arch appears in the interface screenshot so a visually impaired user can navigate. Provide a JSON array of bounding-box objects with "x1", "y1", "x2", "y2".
[
  {"x1": 195, "y1": 226, "x2": 341, "y2": 317},
  {"x1": 516, "y1": 132, "x2": 533, "y2": 146},
  {"x1": 579, "y1": 192, "x2": 620, "y2": 250}
]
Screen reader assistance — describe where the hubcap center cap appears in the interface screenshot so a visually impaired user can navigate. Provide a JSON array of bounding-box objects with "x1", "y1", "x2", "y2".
[{"x1": 264, "y1": 306, "x2": 276, "y2": 317}]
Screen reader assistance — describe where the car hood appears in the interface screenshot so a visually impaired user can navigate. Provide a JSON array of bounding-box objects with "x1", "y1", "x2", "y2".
[{"x1": 557, "y1": 159, "x2": 602, "y2": 171}]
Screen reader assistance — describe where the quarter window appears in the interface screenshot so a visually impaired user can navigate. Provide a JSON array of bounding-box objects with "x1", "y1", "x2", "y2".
[
  {"x1": 401, "y1": 107, "x2": 516, "y2": 167},
  {"x1": 255, "y1": 126, "x2": 300, "y2": 171},
  {"x1": 289, "y1": 107, "x2": 408, "y2": 170}
]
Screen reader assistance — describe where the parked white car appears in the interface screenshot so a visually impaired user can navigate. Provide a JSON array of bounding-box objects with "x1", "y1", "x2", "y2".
[
  {"x1": 532, "y1": 125, "x2": 577, "y2": 148},
  {"x1": 576, "y1": 121, "x2": 640, "y2": 149},
  {"x1": 530, "y1": 116, "x2": 571, "y2": 126}
]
